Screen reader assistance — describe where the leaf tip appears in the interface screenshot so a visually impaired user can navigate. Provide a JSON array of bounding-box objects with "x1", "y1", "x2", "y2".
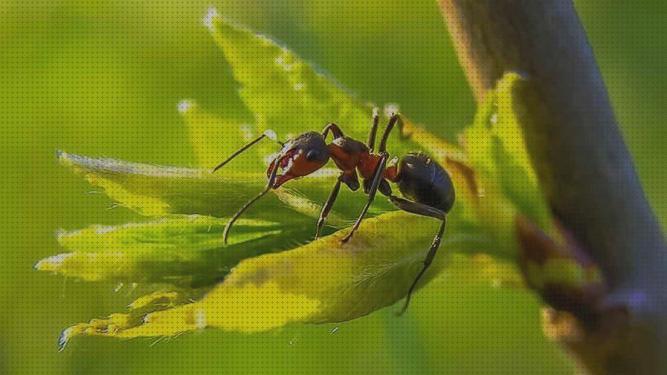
[
  {"x1": 55, "y1": 228, "x2": 67, "y2": 240},
  {"x1": 34, "y1": 253, "x2": 70, "y2": 273},
  {"x1": 58, "y1": 325, "x2": 85, "y2": 351},
  {"x1": 202, "y1": 6, "x2": 220, "y2": 31},
  {"x1": 58, "y1": 327, "x2": 71, "y2": 351},
  {"x1": 496, "y1": 71, "x2": 529, "y2": 94},
  {"x1": 56, "y1": 150, "x2": 73, "y2": 166},
  {"x1": 177, "y1": 99, "x2": 196, "y2": 114},
  {"x1": 55, "y1": 151, "x2": 92, "y2": 171}
]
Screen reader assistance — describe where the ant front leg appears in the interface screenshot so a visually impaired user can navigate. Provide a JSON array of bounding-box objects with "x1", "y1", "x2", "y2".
[
  {"x1": 378, "y1": 114, "x2": 400, "y2": 152},
  {"x1": 377, "y1": 113, "x2": 412, "y2": 153},
  {"x1": 340, "y1": 153, "x2": 388, "y2": 244},
  {"x1": 369, "y1": 111, "x2": 410, "y2": 153},
  {"x1": 388, "y1": 195, "x2": 447, "y2": 315}
]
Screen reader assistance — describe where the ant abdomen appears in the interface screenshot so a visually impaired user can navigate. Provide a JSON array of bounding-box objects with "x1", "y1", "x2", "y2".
[{"x1": 395, "y1": 153, "x2": 455, "y2": 213}]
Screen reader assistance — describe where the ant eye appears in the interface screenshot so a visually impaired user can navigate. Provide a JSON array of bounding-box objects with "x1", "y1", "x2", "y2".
[{"x1": 306, "y1": 149, "x2": 320, "y2": 161}]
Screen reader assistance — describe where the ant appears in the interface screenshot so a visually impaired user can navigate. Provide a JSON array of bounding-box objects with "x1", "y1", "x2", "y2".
[{"x1": 212, "y1": 110, "x2": 455, "y2": 314}]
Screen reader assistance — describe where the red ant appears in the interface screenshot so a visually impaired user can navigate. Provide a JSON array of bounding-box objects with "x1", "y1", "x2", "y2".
[{"x1": 212, "y1": 110, "x2": 455, "y2": 314}]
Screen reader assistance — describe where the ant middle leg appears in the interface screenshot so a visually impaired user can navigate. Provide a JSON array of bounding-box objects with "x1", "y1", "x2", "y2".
[
  {"x1": 316, "y1": 171, "x2": 360, "y2": 239},
  {"x1": 340, "y1": 153, "x2": 388, "y2": 244},
  {"x1": 388, "y1": 195, "x2": 447, "y2": 315},
  {"x1": 363, "y1": 178, "x2": 391, "y2": 196},
  {"x1": 315, "y1": 175, "x2": 342, "y2": 239}
]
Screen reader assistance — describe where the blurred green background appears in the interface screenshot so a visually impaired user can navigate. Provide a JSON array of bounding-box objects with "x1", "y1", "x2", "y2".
[{"x1": 0, "y1": 1, "x2": 664, "y2": 374}]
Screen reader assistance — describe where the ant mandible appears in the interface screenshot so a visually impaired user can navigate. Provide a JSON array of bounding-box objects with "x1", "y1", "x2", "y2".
[{"x1": 212, "y1": 110, "x2": 455, "y2": 314}]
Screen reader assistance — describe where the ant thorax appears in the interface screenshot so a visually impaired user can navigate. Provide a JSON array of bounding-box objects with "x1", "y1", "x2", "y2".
[{"x1": 327, "y1": 137, "x2": 366, "y2": 173}]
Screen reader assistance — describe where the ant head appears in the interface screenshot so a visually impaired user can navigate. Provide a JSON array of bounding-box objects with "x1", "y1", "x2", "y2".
[{"x1": 268, "y1": 131, "x2": 330, "y2": 188}]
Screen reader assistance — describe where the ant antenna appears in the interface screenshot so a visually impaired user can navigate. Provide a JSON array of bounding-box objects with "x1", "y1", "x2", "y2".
[
  {"x1": 222, "y1": 186, "x2": 270, "y2": 245},
  {"x1": 212, "y1": 129, "x2": 280, "y2": 173},
  {"x1": 223, "y1": 162, "x2": 279, "y2": 244}
]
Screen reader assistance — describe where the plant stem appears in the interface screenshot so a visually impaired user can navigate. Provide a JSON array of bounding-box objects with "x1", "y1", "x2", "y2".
[{"x1": 439, "y1": 1, "x2": 667, "y2": 373}]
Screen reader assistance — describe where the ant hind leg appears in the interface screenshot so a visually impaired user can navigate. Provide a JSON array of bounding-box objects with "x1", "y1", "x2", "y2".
[
  {"x1": 388, "y1": 195, "x2": 447, "y2": 315},
  {"x1": 388, "y1": 195, "x2": 444, "y2": 220}
]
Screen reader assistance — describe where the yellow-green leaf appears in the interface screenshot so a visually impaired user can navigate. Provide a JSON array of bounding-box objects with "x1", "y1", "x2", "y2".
[
  {"x1": 35, "y1": 215, "x2": 284, "y2": 286},
  {"x1": 204, "y1": 8, "x2": 415, "y2": 157},
  {"x1": 57, "y1": 209, "x2": 490, "y2": 342},
  {"x1": 462, "y1": 73, "x2": 553, "y2": 255},
  {"x1": 48, "y1": 20, "x2": 562, "y2": 350},
  {"x1": 178, "y1": 99, "x2": 259, "y2": 170},
  {"x1": 58, "y1": 150, "x2": 372, "y2": 226}
]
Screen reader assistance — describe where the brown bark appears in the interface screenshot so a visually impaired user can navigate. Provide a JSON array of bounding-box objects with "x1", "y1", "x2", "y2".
[{"x1": 438, "y1": 1, "x2": 667, "y2": 373}]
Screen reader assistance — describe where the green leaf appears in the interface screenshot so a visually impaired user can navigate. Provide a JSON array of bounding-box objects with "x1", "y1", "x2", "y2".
[
  {"x1": 462, "y1": 73, "x2": 553, "y2": 256},
  {"x1": 525, "y1": 258, "x2": 597, "y2": 290},
  {"x1": 516, "y1": 216, "x2": 604, "y2": 314},
  {"x1": 57, "y1": 209, "x2": 491, "y2": 342},
  {"x1": 48, "y1": 21, "x2": 560, "y2": 349},
  {"x1": 175, "y1": 100, "x2": 392, "y2": 226},
  {"x1": 204, "y1": 8, "x2": 415, "y2": 156},
  {"x1": 492, "y1": 75, "x2": 550, "y2": 227},
  {"x1": 178, "y1": 99, "x2": 257, "y2": 170},
  {"x1": 58, "y1": 150, "x2": 365, "y2": 226},
  {"x1": 35, "y1": 215, "x2": 285, "y2": 286}
]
